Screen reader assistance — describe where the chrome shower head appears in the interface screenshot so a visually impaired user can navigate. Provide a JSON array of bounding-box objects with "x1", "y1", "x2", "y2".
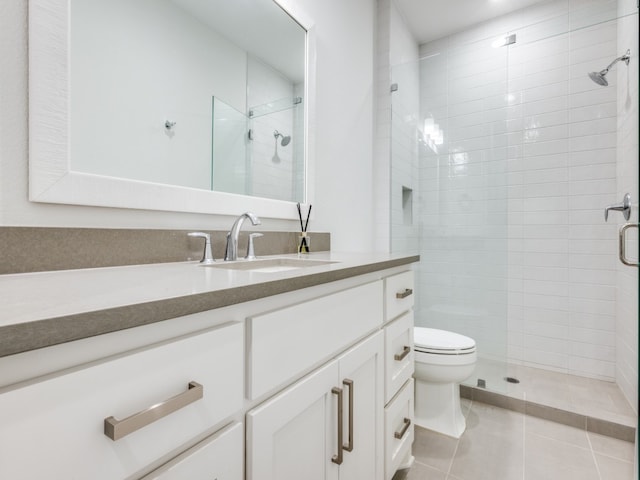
[
  {"x1": 588, "y1": 49, "x2": 631, "y2": 86},
  {"x1": 274, "y1": 130, "x2": 291, "y2": 146},
  {"x1": 588, "y1": 70, "x2": 609, "y2": 86}
]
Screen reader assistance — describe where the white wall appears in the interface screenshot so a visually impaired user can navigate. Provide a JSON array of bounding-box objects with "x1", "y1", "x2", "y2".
[
  {"x1": 615, "y1": 0, "x2": 638, "y2": 412},
  {"x1": 415, "y1": 0, "x2": 625, "y2": 381},
  {"x1": 276, "y1": 0, "x2": 376, "y2": 252},
  {"x1": 0, "y1": 0, "x2": 376, "y2": 250},
  {"x1": 71, "y1": 0, "x2": 246, "y2": 190}
]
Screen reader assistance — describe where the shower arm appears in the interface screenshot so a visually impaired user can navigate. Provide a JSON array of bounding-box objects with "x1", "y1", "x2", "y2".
[{"x1": 601, "y1": 50, "x2": 631, "y2": 74}]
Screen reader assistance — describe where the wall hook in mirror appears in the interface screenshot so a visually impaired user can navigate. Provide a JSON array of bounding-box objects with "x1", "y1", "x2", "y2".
[{"x1": 165, "y1": 120, "x2": 177, "y2": 130}]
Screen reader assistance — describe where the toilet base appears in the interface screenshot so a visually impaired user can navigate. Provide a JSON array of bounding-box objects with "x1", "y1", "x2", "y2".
[{"x1": 414, "y1": 380, "x2": 466, "y2": 438}]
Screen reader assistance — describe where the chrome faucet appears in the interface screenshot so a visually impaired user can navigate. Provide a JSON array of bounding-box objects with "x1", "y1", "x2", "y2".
[{"x1": 224, "y1": 212, "x2": 261, "y2": 261}]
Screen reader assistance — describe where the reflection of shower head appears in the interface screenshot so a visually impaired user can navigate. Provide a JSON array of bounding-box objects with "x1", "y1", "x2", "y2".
[
  {"x1": 588, "y1": 49, "x2": 631, "y2": 86},
  {"x1": 274, "y1": 130, "x2": 291, "y2": 146}
]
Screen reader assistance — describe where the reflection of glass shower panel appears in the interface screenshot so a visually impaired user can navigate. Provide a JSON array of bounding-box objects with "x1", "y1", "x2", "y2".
[
  {"x1": 245, "y1": 97, "x2": 304, "y2": 203},
  {"x1": 248, "y1": 112, "x2": 293, "y2": 202},
  {"x1": 211, "y1": 96, "x2": 249, "y2": 195},
  {"x1": 248, "y1": 96, "x2": 303, "y2": 118}
]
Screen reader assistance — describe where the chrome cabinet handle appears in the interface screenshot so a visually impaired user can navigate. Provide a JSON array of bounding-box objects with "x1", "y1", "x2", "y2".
[
  {"x1": 394, "y1": 346, "x2": 411, "y2": 361},
  {"x1": 331, "y1": 387, "x2": 344, "y2": 465},
  {"x1": 396, "y1": 288, "x2": 413, "y2": 299},
  {"x1": 342, "y1": 379, "x2": 354, "y2": 453},
  {"x1": 619, "y1": 223, "x2": 639, "y2": 267},
  {"x1": 104, "y1": 381, "x2": 203, "y2": 441},
  {"x1": 394, "y1": 417, "x2": 412, "y2": 440},
  {"x1": 605, "y1": 193, "x2": 631, "y2": 221}
]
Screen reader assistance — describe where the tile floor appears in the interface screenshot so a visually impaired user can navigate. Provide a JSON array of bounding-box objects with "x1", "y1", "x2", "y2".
[
  {"x1": 393, "y1": 399, "x2": 636, "y2": 480},
  {"x1": 465, "y1": 360, "x2": 636, "y2": 428}
]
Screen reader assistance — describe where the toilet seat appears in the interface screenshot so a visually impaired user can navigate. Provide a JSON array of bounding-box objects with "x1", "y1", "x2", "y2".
[{"x1": 414, "y1": 327, "x2": 476, "y2": 355}]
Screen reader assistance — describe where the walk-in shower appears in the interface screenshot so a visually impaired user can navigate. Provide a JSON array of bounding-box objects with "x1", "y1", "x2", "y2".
[
  {"x1": 388, "y1": 0, "x2": 638, "y2": 432},
  {"x1": 589, "y1": 49, "x2": 632, "y2": 86}
]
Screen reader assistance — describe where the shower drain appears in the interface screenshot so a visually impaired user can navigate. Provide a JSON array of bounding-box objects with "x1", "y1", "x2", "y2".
[{"x1": 504, "y1": 377, "x2": 520, "y2": 384}]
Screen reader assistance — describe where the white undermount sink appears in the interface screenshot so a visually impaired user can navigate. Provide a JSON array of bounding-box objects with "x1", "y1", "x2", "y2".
[{"x1": 204, "y1": 257, "x2": 338, "y2": 273}]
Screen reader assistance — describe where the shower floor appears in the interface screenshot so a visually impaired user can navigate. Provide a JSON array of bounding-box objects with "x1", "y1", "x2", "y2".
[{"x1": 462, "y1": 358, "x2": 637, "y2": 438}]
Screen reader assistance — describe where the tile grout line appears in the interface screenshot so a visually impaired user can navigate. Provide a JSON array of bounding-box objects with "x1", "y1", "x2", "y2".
[
  {"x1": 522, "y1": 391, "x2": 527, "y2": 480},
  {"x1": 586, "y1": 430, "x2": 604, "y2": 480},
  {"x1": 445, "y1": 399, "x2": 471, "y2": 477}
]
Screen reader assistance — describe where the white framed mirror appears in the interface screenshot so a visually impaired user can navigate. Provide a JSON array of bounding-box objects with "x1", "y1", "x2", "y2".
[{"x1": 28, "y1": 0, "x2": 315, "y2": 219}]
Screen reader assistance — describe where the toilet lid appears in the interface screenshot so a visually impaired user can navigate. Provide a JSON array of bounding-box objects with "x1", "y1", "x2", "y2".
[{"x1": 414, "y1": 327, "x2": 475, "y2": 354}]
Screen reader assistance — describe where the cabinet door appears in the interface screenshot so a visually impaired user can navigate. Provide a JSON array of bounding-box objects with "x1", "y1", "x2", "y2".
[
  {"x1": 246, "y1": 361, "x2": 340, "y2": 480},
  {"x1": 337, "y1": 331, "x2": 384, "y2": 480}
]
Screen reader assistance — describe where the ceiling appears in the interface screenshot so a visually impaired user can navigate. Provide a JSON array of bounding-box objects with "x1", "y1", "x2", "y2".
[
  {"x1": 393, "y1": 0, "x2": 547, "y2": 44},
  {"x1": 170, "y1": 0, "x2": 305, "y2": 83}
]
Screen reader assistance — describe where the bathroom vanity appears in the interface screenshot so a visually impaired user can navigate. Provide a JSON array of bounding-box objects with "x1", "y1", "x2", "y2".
[{"x1": 0, "y1": 252, "x2": 417, "y2": 480}]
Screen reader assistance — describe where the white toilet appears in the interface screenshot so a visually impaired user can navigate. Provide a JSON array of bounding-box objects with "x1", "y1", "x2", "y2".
[{"x1": 413, "y1": 327, "x2": 477, "y2": 438}]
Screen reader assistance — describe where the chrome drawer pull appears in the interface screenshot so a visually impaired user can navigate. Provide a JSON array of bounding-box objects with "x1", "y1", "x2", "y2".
[
  {"x1": 394, "y1": 417, "x2": 411, "y2": 439},
  {"x1": 396, "y1": 288, "x2": 413, "y2": 299},
  {"x1": 343, "y1": 379, "x2": 354, "y2": 453},
  {"x1": 331, "y1": 387, "x2": 344, "y2": 465},
  {"x1": 394, "y1": 346, "x2": 411, "y2": 361},
  {"x1": 104, "y1": 381, "x2": 203, "y2": 441}
]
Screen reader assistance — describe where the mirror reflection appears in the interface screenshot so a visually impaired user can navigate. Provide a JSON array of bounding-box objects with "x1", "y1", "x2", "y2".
[{"x1": 69, "y1": 0, "x2": 306, "y2": 203}]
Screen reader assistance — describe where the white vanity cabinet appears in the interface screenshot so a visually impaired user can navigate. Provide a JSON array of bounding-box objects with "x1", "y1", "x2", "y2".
[
  {"x1": 0, "y1": 322, "x2": 244, "y2": 480},
  {"x1": 246, "y1": 331, "x2": 384, "y2": 480},
  {"x1": 0, "y1": 262, "x2": 417, "y2": 480}
]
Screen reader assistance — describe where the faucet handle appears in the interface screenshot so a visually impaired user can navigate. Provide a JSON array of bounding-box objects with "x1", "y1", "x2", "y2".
[
  {"x1": 605, "y1": 193, "x2": 631, "y2": 222},
  {"x1": 188, "y1": 232, "x2": 215, "y2": 264},
  {"x1": 245, "y1": 233, "x2": 263, "y2": 260},
  {"x1": 224, "y1": 232, "x2": 232, "y2": 261}
]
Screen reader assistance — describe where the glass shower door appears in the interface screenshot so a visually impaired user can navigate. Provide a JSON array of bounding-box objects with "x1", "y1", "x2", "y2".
[{"x1": 391, "y1": 34, "x2": 511, "y2": 394}]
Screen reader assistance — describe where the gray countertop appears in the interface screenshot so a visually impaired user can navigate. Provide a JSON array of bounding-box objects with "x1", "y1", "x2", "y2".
[{"x1": 0, "y1": 252, "x2": 419, "y2": 357}]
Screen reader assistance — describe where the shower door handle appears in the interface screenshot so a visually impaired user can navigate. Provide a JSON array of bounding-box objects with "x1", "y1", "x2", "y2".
[
  {"x1": 605, "y1": 193, "x2": 631, "y2": 221},
  {"x1": 618, "y1": 223, "x2": 639, "y2": 267}
]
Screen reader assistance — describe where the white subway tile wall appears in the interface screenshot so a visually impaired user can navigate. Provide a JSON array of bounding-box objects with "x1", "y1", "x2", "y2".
[
  {"x1": 408, "y1": 0, "x2": 630, "y2": 383},
  {"x1": 373, "y1": 0, "x2": 393, "y2": 253},
  {"x1": 389, "y1": 0, "x2": 421, "y2": 256}
]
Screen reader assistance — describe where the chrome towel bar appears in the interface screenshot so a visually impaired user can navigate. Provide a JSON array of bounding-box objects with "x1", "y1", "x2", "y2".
[{"x1": 619, "y1": 223, "x2": 639, "y2": 267}]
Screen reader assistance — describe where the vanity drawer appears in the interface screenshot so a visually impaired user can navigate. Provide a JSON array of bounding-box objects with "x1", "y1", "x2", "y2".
[
  {"x1": 143, "y1": 422, "x2": 243, "y2": 479},
  {"x1": 247, "y1": 281, "x2": 383, "y2": 400},
  {"x1": 385, "y1": 271, "x2": 415, "y2": 321},
  {"x1": 385, "y1": 311, "x2": 414, "y2": 404},
  {"x1": 0, "y1": 322, "x2": 243, "y2": 480},
  {"x1": 385, "y1": 379, "x2": 414, "y2": 480}
]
